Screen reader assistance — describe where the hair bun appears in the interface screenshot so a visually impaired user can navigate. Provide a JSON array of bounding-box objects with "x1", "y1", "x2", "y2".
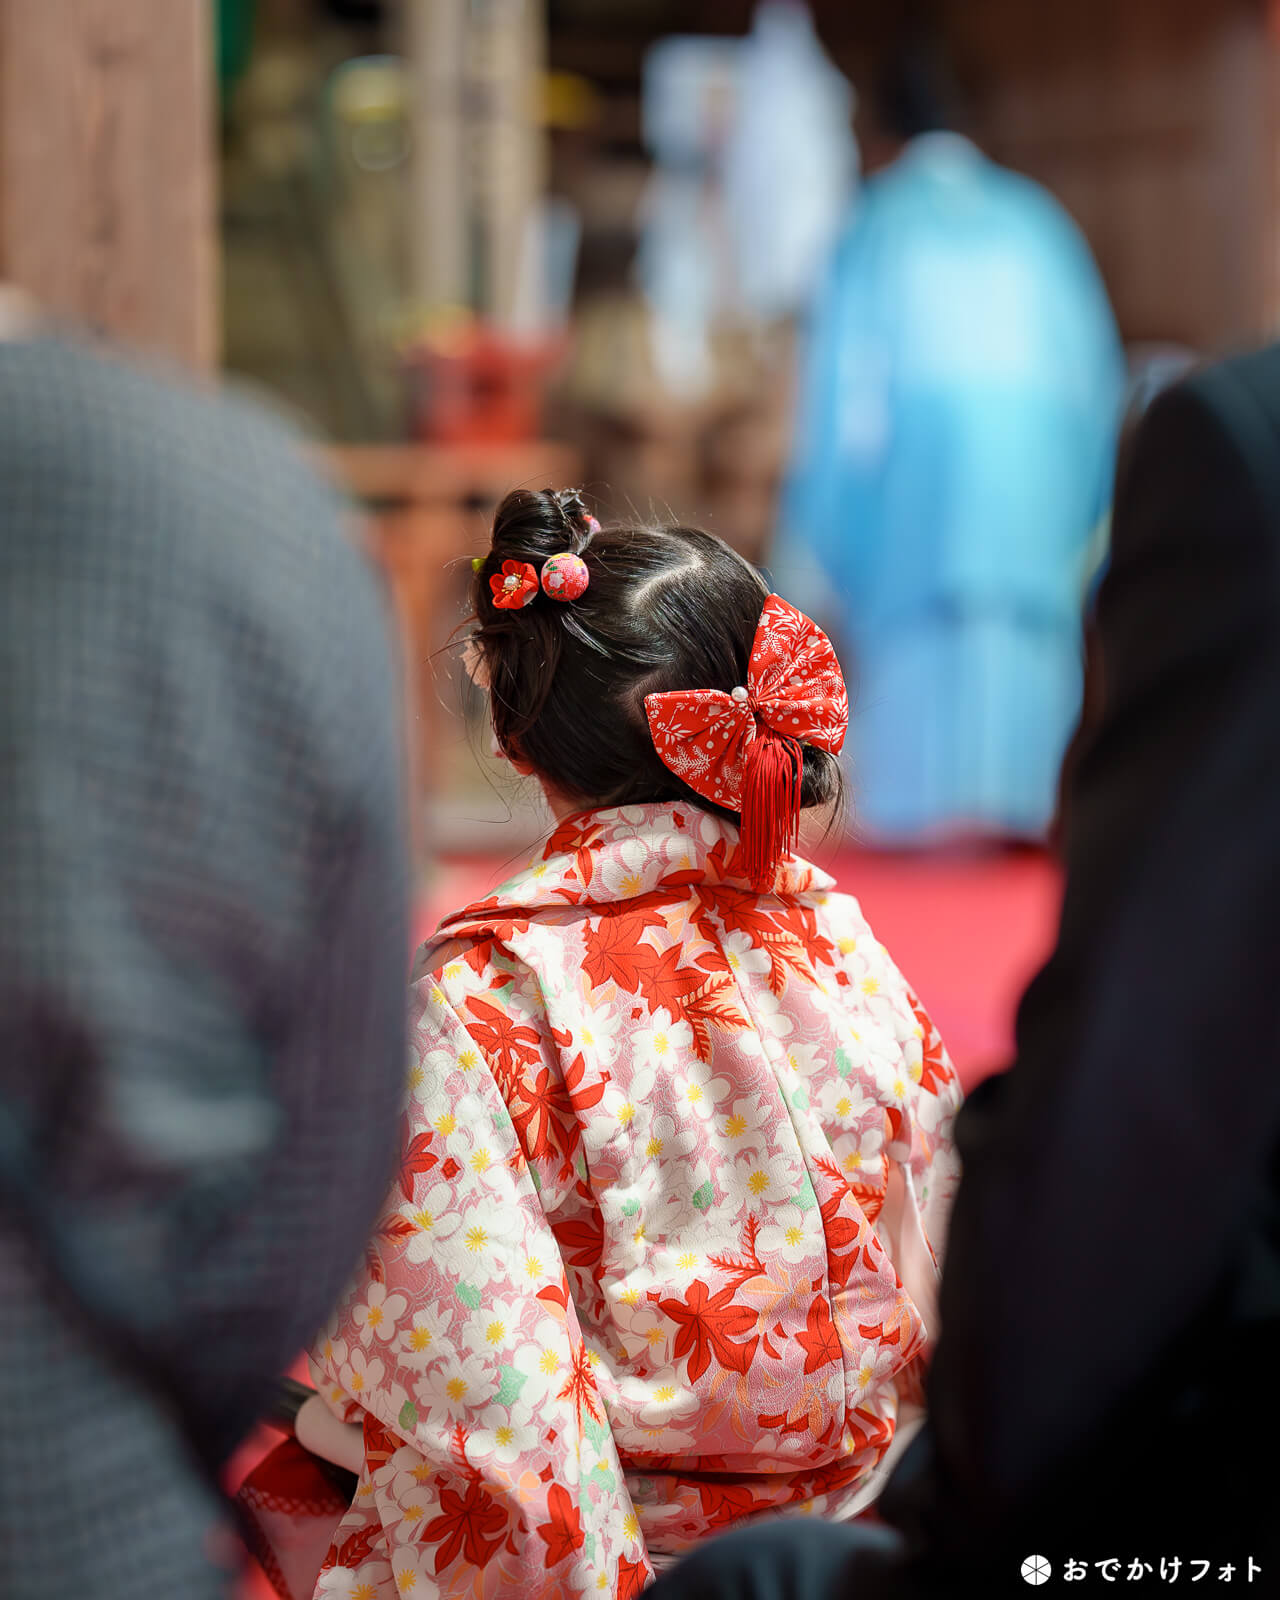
[
  {"x1": 553, "y1": 487, "x2": 589, "y2": 528},
  {"x1": 488, "y1": 487, "x2": 596, "y2": 575}
]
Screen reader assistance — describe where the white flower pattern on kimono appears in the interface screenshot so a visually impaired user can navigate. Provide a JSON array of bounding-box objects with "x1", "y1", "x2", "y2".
[
  {"x1": 314, "y1": 1561, "x2": 384, "y2": 1596},
  {"x1": 339, "y1": 1347, "x2": 385, "y2": 1404},
  {"x1": 633, "y1": 1112, "x2": 700, "y2": 1174},
  {"x1": 755, "y1": 1204, "x2": 817, "y2": 1265},
  {"x1": 352, "y1": 1280, "x2": 408, "y2": 1345},
  {"x1": 631, "y1": 1008, "x2": 696, "y2": 1076},
  {"x1": 632, "y1": 1379, "x2": 701, "y2": 1432},
  {"x1": 397, "y1": 1305, "x2": 450, "y2": 1370},
  {"x1": 597, "y1": 836, "x2": 650, "y2": 899},
  {"x1": 415, "y1": 1344, "x2": 497, "y2": 1425},
  {"x1": 463, "y1": 1298, "x2": 523, "y2": 1364},
  {"x1": 401, "y1": 1182, "x2": 466, "y2": 1264},
  {"x1": 572, "y1": 991, "x2": 625, "y2": 1069},
  {"x1": 674, "y1": 1057, "x2": 735, "y2": 1122},
  {"x1": 294, "y1": 803, "x2": 959, "y2": 1600},
  {"x1": 719, "y1": 926, "x2": 774, "y2": 984},
  {"x1": 465, "y1": 1416, "x2": 542, "y2": 1466}
]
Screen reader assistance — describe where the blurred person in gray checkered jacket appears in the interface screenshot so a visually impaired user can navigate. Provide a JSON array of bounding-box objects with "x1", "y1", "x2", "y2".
[{"x1": 0, "y1": 318, "x2": 410, "y2": 1598}]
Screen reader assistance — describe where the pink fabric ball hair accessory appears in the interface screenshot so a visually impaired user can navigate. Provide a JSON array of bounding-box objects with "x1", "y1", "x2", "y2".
[{"x1": 540, "y1": 552, "x2": 590, "y2": 602}]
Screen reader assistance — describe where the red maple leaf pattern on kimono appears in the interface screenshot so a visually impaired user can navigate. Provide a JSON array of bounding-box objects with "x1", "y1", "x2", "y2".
[
  {"x1": 652, "y1": 1279, "x2": 761, "y2": 1383},
  {"x1": 422, "y1": 1477, "x2": 510, "y2": 1575},
  {"x1": 293, "y1": 803, "x2": 959, "y2": 1599},
  {"x1": 536, "y1": 1483, "x2": 587, "y2": 1568}
]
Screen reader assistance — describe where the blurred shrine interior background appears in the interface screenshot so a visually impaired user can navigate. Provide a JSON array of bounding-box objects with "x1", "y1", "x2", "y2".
[
  {"x1": 215, "y1": 0, "x2": 1279, "y2": 1077},
  {"x1": 2, "y1": 9, "x2": 1275, "y2": 1597},
  {"x1": 11, "y1": 0, "x2": 1280, "y2": 1077}
]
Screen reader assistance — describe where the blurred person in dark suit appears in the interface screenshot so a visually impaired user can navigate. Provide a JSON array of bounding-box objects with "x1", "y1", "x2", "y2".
[
  {"x1": 1050, "y1": 345, "x2": 1199, "y2": 852},
  {"x1": 650, "y1": 342, "x2": 1280, "y2": 1593},
  {"x1": 0, "y1": 328, "x2": 409, "y2": 1598}
]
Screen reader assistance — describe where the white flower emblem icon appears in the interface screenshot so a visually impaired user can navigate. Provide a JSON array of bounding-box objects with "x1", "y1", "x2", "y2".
[{"x1": 1021, "y1": 1554, "x2": 1052, "y2": 1586}]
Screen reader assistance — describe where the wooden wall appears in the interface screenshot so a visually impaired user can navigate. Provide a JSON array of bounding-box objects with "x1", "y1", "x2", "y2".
[
  {"x1": 550, "y1": 0, "x2": 1280, "y2": 355},
  {"x1": 4, "y1": 0, "x2": 1263, "y2": 375},
  {"x1": 0, "y1": 0, "x2": 215, "y2": 370},
  {"x1": 941, "y1": 0, "x2": 1279, "y2": 352}
]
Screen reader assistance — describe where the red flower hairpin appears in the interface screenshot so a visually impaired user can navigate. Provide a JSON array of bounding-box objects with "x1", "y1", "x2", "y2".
[
  {"x1": 490, "y1": 560, "x2": 539, "y2": 610},
  {"x1": 645, "y1": 595, "x2": 848, "y2": 887}
]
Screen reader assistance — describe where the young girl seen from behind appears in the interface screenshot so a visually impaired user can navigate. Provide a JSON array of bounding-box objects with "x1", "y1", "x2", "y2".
[{"x1": 311, "y1": 490, "x2": 961, "y2": 1597}]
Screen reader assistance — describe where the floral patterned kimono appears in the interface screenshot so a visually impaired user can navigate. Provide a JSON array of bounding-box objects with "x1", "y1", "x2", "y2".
[{"x1": 308, "y1": 802, "x2": 960, "y2": 1598}]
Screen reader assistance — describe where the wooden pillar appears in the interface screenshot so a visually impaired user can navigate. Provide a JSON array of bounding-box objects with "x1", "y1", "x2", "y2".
[
  {"x1": 1218, "y1": 1, "x2": 1276, "y2": 344},
  {"x1": 0, "y1": 0, "x2": 216, "y2": 370},
  {"x1": 406, "y1": 0, "x2": 469, "y2": 313},
  {"x1": 1260, "y1": 1, "x2": 1280, "y2": 334},
  {"x1": 470, "y1": 0, "x2": 547, "y2": 330}
]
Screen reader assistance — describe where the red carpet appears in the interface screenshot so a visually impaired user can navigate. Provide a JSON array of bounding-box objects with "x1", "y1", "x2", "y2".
[{"x1": 234, "y1": 846, "x2": 1061, "y2": 1595}]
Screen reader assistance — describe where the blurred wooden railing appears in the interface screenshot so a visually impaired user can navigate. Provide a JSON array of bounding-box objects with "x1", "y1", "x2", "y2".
[{"x1": 320, "y1": 441, "x2": 582, "y2": 855}]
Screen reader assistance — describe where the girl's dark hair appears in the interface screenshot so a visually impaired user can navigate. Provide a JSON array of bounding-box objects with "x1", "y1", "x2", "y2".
[{"x1": 469, "y1": 488, "x2": 845, "y2": 828}]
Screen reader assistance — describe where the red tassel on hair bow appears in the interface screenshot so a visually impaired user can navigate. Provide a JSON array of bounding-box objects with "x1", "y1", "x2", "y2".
[{"x1": 644, "y1": 595, "x2": 849, "y2": 888}]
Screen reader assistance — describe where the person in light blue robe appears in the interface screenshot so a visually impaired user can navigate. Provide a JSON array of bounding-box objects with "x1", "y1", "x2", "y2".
[{"x1": 773, "y1": 51, "x2": 1125, "y2": 844}]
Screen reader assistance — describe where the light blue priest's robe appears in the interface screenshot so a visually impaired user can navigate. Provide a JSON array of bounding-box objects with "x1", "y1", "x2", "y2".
[{"x1": 774, "y1": 134, "x2": 1125, "y2": 843}]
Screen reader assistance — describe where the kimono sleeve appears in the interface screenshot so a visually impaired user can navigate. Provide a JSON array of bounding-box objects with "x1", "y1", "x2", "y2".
[
  {"x1": 311, "y1": 977, "x2": 653, "y2": 1600},
  {"x1": 878, "y1": 981, "x2": 962, "y2": 1345},
  {"x1": 826, "y1": 903, "x2": 964, "y2": 1340}
]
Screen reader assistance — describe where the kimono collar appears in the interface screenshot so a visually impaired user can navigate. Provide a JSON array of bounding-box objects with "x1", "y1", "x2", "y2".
[
  {"x1": 899, "y1": 132, "x2": 982, "y2": 173},
  {"x1": 431, "y1": 802, "x2": 836, "y2": 943}
]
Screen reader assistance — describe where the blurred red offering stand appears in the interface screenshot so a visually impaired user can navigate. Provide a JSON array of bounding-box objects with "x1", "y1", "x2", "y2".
[{"x1": 403, "y1": 323, "x2": 565, "y2": 446}]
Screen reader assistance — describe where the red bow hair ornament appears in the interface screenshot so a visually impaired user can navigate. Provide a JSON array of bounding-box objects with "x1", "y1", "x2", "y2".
[{"x1": 645, "y1": 595, "x2": 848, "y2": 887}]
